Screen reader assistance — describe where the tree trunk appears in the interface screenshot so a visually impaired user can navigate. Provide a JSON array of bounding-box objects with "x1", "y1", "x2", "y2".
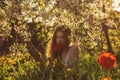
[
  {"x1": 102, "y1": 4, "x2": 114, "y2": 54},
  {"x1": 102, "y1": 22, "x2": 114, "y2": 54}
]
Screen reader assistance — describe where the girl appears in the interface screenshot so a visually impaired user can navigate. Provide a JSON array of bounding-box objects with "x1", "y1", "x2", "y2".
[{"x1": 46, "y1": 25, "x2": 79, "y2": 67}]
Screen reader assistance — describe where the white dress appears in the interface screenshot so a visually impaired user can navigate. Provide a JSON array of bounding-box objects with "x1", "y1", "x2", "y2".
[
  {"x1": 64, "y1": 48, "x2": 70, "y2": 67},
  {"x1": 62, "y1": 44, "x2": 79, "y2": 67}
]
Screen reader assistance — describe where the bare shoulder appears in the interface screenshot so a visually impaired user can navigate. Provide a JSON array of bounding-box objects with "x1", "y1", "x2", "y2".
[
  {"x1": 69, "y1": 43, "x2": 79, "y2": 50},
  {"x1": 69, "y1": 43, "x2": 79, "y2": 54}
]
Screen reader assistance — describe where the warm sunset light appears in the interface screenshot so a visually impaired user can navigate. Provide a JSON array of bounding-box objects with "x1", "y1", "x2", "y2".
[
  {"x1": 112, "y1": 0, "x2": 120, "y2": 12},
  {"x1": 0, "y1": 0, "x2": 120, "y2": 80}
]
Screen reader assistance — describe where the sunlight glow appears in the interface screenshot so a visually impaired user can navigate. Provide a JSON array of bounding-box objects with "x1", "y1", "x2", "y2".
[{"x1": 112, "y1": 0, "x2": 120, "y2": 12}]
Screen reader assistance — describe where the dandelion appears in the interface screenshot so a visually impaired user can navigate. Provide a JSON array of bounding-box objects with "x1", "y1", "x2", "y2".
[
  {"x1": 24, "y1": 53, "x2": 31, "y2": 57},
  {"x1": 98, "y1": 52, "x2": 116, "y2": 69},
  {"x1": 8, "y1": 60, "x2": 17, "y2": 66},
  {"x1": 0, "y1": 57, "x2": 6, "y2": 67},
  {"x1": 0, "y1": 57, "x2": 6, "y2": 61},
  {"x1": 24, "y1": 53, "x2": 31, "y2": 60},
  {"x1": 16, "y1": 53, "x2": 23, "y2": 58},
  {"x1": 67, "y1": 68, "x2": 72, "y2": 72}
]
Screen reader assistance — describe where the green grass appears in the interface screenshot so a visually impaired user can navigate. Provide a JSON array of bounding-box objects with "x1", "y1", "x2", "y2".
[{"x1": 0, "y1": 52, "x2": 120, "y2": 80}]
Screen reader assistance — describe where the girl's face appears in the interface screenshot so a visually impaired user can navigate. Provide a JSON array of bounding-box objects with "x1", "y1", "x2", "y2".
[{"x1": 55, "y1": 31, "x2": 64, "y2": 44}]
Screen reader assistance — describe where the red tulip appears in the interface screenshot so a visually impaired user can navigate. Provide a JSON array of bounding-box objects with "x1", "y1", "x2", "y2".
[
  {"x1": 98, "y1": 52, "x2": 116, "y2": 69},
  {"x1": 54, "y1": 43, "x2": 63, "y2": 53},
  {"x1": 101, "y1": 77, "x2": 112, "y2": 80}
]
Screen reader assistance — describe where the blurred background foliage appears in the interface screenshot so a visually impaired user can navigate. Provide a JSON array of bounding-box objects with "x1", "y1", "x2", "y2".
[
  {"x1": 0, "y1": 0, "x2": 120, "y2": 57},
  {"x1": 0, "y1": 0, "x2": 120, "y2": 79}
]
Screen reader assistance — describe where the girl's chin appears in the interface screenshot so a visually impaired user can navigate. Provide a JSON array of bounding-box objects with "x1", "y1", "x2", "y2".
[{"x1": 57, "y1": 43, "x2": 63, "y2": 44}]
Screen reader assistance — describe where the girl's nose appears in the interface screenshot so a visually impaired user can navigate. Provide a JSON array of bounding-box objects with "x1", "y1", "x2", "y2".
[{"x1": 57, "y1": 39, "x2": 62, "y2": 44}]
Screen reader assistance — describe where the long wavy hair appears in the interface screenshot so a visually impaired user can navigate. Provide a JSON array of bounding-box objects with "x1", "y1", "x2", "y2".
[{"x1": 46, "y1": 25, "x2": 71, "y2": 59}]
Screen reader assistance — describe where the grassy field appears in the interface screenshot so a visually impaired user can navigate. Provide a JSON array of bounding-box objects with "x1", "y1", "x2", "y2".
[{"x1": 0, "y1": 52, "x2": 120, "y2": 80}]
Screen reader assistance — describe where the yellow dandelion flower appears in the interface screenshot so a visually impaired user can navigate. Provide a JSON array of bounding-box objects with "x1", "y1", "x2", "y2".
[
  {"x1": 0, "y1": 57, "x2": 6, "y2": 61},
  {"x1": 16, "y1": 53, "x2": 23, "y2": 57},
  {"x1": 67, "y1": 68, "x2": 72, "y2": 72},
  {"x1": 24, "y1": 53, "x2": 31, "y2": 57},
  {"x1": 8, "y1": 60, "x2": 17, "y2": 65}
]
